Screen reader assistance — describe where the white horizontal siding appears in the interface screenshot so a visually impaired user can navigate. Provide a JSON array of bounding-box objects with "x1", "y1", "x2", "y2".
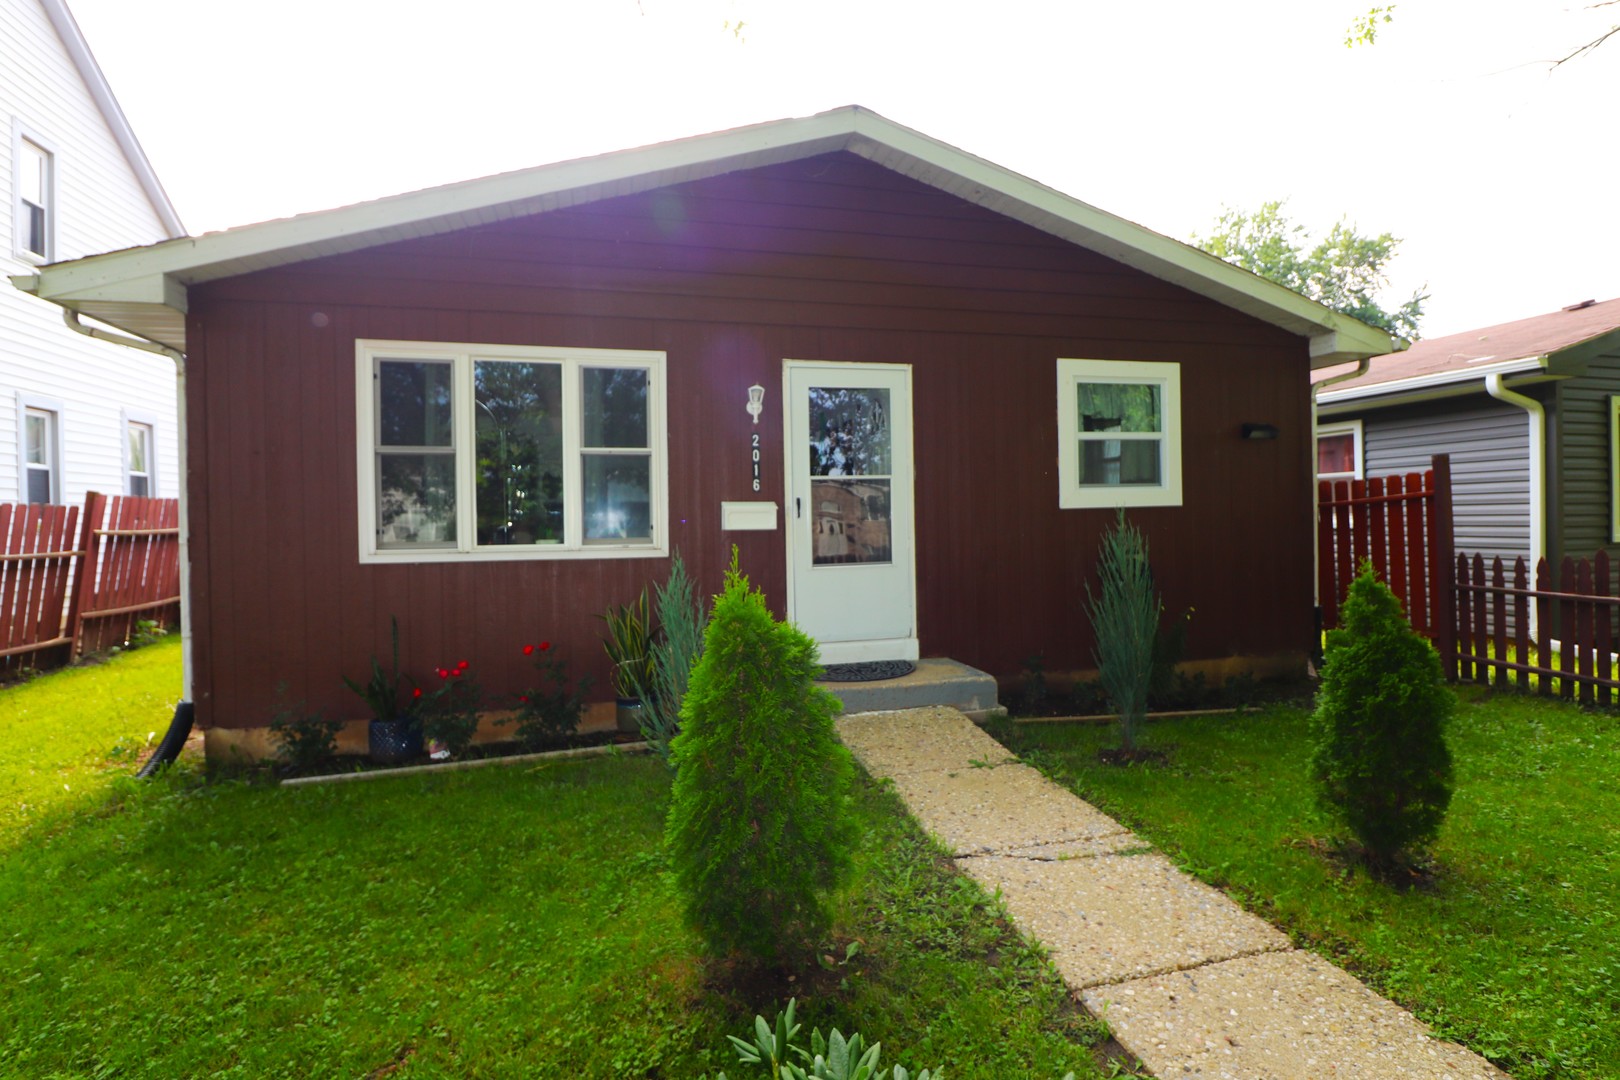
[
  {"x1": 1, "y1": 0, "x2": 177, "y2": 505},
  {"x1": 1362, "y1": 397, "x2": 1532, "y2": 566}
]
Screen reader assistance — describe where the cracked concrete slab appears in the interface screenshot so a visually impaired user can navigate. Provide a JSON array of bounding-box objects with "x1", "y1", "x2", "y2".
[
  {"x1": 836, "y1": 706, "x2": 1017, "y2": 778},
  {"x1": 960, "y1": 852, "x2": 1291, "y2": 989},
  {"x1": 887, "y1": 762, "x2": 1138, "y2": 856},
  {"x1": 1083, "y1": 950, "x2": 1508, "y2": 1079}
]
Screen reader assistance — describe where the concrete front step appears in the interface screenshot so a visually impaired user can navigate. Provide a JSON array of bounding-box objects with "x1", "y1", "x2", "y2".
[{"x1": 817, "y1": 657, "x2": 1001, "y2": 718}]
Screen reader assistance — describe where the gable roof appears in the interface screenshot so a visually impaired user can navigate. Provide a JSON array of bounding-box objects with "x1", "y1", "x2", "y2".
[
  {"x1": 11, "y1": 105, "x2": 1391, "y2": 361},
  {"x1": 1318, "y1": 296, "x2": 1620, "y2": 407},
  {"x1": 39, "y1": 0, "x2": 184, "y2": 238}
]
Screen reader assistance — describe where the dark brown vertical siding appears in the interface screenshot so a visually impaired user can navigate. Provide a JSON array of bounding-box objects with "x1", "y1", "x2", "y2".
[{"x1": 188, "y1": 152, "x2": 1312, "y2": 729}]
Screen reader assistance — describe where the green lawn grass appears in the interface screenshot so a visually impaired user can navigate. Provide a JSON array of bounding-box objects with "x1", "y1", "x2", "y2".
[
  {"x1": 0, "y1": 643, "x2": 1120, "y2": 1079},
  {"x1": 994, "y1": 693, "x2": 1620, "y2": 1079}
]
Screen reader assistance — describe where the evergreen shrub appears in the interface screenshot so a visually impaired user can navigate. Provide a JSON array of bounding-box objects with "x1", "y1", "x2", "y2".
[
  {"x1": 664, "y1": 555, "x2": 855, "y2": 964},
  {"x1": 1084, "y1": 510, "x2": 1161, "y2": 751},
  {"x1": 1310, "y1": 561, "x2": 1455, "y2": 869},
  {"x1": 626, "y1": 551, "x2": 707, "y2": 765}
]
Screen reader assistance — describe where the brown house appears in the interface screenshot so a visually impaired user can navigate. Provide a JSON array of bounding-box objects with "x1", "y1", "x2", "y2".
[{"x1": 15, "y1": 107, "x2": 1391, "y2": 759}]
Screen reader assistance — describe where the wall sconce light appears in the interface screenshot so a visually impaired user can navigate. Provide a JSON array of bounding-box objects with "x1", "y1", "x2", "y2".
[
  {"x1": 746, "y1": 384, "x2": 765, "y2": 425},
  {"x1": 1242, "y1": 423, "x2": 1280, "y2": 440}
]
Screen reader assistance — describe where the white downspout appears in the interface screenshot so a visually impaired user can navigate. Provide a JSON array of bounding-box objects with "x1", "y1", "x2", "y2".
[
  {"x1": 60, "y1": 309, "x2": 191, "y2": 712},
  {"x1": 1484, "y1": 372, "x2": 1545, "y2": 633}
]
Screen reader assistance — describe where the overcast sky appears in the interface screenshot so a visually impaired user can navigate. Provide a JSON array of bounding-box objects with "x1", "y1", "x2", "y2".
[{"x1": 67, "y1": 0, "x2": 1620, "y2": 339}]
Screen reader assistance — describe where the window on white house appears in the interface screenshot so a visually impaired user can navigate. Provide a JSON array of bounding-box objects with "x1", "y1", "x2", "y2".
[
  {"x1": 23, "y1": 406, "x2": 59, "y2": 503},
  {"x1": 127, "y1": 421, "x2": 154, "y2": 496},
  {"x1": 16, "y1": 136, "x2": 52, "y2": 261},
  {"x1": 357, "y1": 341, "x2": 666, "y2": 562},
  {"x1": 1316, "y1": 419, "x2": 1363, "y2": 483},
  {"x1": 1056, "y1": 358, "x2": 1182, "y2": 508}
]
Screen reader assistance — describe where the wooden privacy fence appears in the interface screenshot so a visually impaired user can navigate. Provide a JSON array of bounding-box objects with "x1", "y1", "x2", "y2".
[
  {"x1": 1317, "y1": 454, "x2": 1456, "y2": 655},
  {"x1": 1454, "y1": 551, "x2": 1620, "y2": 705},
  {"x1": 0, "y1": 493, "x2": 180, "y2": 676}
]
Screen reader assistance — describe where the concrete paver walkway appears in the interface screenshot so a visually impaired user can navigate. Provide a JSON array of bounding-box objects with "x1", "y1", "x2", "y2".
[{"x1": 837, "y1": 706, "x2": 1508, "y2": 1080}]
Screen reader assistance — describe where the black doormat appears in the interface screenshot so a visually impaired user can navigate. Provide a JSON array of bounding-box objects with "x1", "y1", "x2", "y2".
[{"x1": 819, "y1": 660, "x2": 917, "y2": 683}]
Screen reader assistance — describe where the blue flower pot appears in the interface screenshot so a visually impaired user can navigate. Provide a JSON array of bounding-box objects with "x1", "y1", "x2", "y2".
[{"x1": 369, "y1": 717, "x2": 422, "y2": 764}]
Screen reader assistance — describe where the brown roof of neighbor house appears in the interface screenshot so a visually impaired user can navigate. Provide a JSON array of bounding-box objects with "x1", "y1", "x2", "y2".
[{"x1": 1318, "y1": 296, "x2": 1620, "y2": 392}]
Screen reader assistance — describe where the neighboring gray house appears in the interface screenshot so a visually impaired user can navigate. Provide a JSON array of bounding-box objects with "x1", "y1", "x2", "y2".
[{"x1": 1316, "y1": 297, "x2": 1620, "y2": 574}]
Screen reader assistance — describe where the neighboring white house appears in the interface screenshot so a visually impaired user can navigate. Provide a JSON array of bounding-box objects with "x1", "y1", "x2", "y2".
[{"x1": 2, "y1": 0, "x2": 183, "y2": 507}]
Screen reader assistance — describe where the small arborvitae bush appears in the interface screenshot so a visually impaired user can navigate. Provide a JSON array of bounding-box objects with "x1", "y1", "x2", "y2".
[
  {"x1": 665, "y1": 555, "x2": 855, "y2": 965},
  {"x1": 1310, "y1": 562, "x2": 1455, "y2": 872}
]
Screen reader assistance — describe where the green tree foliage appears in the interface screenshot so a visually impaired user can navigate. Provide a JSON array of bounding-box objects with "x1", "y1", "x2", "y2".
[
  {"x1": 625, "y1": 551, "x2": 707, "y2": 766},
  {"x1": 1193, "y1": 200, "x2": 1426, "y2": 341},
  {"x1": 1084, "y1": 511, "x2": 1161, "y2": 752},
  {"x1": 664, "y1": 555, "x2": 855, "y2": 964},
  {"x1": 1310, "y1": 562, "x2": 1455, "y2": 870}
]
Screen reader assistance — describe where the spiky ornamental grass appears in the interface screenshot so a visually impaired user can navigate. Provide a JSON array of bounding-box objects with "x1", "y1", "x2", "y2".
[
  {"x1": 664, "y1": 557, "x2": 855, "y2": 965},
  {"x1": 627, "y1": 551, "x2": 707, "y2": 766},
  {"x1": 1084, "y1": 511, "x2": 1162, "y2": 752},
  {"x1": 1310, "y1": 562, "x2": 1454, "y2": 871}
]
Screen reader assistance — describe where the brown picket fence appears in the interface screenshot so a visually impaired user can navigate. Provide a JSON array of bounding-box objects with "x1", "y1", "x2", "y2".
[
  {"x1": 1317, "y1": 454, "x2": 1456, "y2": 658},
  {"x1": 0, "y1": 493, "x2": 179, "y2": 677},
  {"x1": 0, "y1": 502, "x2": 83, "y2": 673},
  {"x1": 1454, "y1": 551, "x2": 1620, "y2": 705}
]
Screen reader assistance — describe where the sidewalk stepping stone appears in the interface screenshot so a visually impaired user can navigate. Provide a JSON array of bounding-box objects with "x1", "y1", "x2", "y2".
[
  {"x1": 961, "y1": 852, "x2": 1290, "y2": 989},
  {"x1": 836, "y1": 707, "x2": 1016, "y2": 778},
  {"x1": 1083, "y1": 950, "x2": 1508, "y2": 1079},
  {"x1": 888, "y1": 763, "x2": 1138, "y2": 856}
]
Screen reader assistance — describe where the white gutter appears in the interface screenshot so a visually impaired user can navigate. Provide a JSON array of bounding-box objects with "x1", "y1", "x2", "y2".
[
  {"x1": 1318, "y1": 354, "x2": 1545, "y2": 407},
  {"x1": 60, "y1": 309, "x2": 191, "y2": 706},
  {"x1": 1484, "y1": 373, "x2": 1546, "y2": 627}
]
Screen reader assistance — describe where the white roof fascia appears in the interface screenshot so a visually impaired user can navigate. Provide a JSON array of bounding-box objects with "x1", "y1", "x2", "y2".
[
  {"x1": 21, "y1": 106, "x2": 1390, "y2": 363},
  {"x1": 1317, "y1": 355, "x2": 1549, "y2": 413},
  {"x1": 39, "y1": 0, "x2": 185, "y2": 238}
]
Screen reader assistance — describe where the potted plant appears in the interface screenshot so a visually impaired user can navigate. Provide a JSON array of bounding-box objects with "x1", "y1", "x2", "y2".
[
  {"x1": 342, "y1": 616, "x2": 424, "y2": 764},
  {"x1": 602, "y1": 590, "x2": 656, "y2": 733}
]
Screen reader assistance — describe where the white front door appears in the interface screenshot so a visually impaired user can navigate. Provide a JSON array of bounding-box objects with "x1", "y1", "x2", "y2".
[{"x1": 784, "y1": 361, "x2": 918, "y2": 663}]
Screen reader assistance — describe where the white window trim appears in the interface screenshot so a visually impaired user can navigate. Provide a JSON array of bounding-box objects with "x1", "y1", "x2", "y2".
[
  {"x1": 1610, "y1": 396, "x2": 1620, "y2": 543},
  {"x1": 16, "y1": 392, "x2": 64, "y2": 504},
  {"x1": 1316, "y1": 418, "x2": 1364, "y2": 482},
  {"x1": 354, "y1": 339, "x2": 669, "y2": 564},
  {"x1": 122, "y1": 409, "x2": 159, "y2": 497},
  {"x1": 1056, "y1": 357, "x2": 1183, "y2": 509},
  {"x1": 11, "y1": 121, "x2": 56, "y2": 264}
]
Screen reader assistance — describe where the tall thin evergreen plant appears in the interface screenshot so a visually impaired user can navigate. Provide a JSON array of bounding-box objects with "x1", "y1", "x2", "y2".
[
  {"x1": 626, "y1": 552, "x2": 706, "y2": 765},
  {"x1": 1084, "y1": 510, "x2": 1161, "y2": 752},
  {"x1": 664, "y1": 552, "x2": 854, "y2": 964}
]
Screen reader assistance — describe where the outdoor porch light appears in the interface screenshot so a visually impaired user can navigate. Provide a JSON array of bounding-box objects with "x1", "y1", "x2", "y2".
[
  {"x1": 747, "y1": 383, "x2": 765, "y2": 424},
  {"x1": 1242, "y1": 422, "x2": 1280, "y2": 440}
]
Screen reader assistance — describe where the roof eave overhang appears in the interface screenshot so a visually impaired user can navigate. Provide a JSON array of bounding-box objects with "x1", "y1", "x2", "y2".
[
  {"x1": 1316, "y1": 355, "x2": 1559, "y2": 416},
  {"x1": 14, "y1": 106, "x2": 1393, "y2": 362}
]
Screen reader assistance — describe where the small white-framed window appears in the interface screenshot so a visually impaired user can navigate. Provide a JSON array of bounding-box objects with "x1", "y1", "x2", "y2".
[
  {"x1": 13, "y1": 128, "x2": 54, "y2": 262},
  {"x1": 124, "y1": 413, "x2": 156, "y2": 497},
  {"x1": 16, "y1": 395, "x2": 63, "y2": 504},
  {"x1": 1056, "y1": 358, "x2": 1182, "y2": 508},
  {"x1": 355, "y1": 340, "x2": 668, "y2": 563},
  {"x1": 1316, "y1": 419, "x2": 1363, "y2": 482},
  {"x1": 1610, "y1": 396, "x2": 1620, "y2": 543}
]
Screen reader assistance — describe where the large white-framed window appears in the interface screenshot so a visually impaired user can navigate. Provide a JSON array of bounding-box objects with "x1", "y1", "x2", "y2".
[
  {"x1": 1056, "y1": 358, "x2": 1182, "y2": 508},
  {"x1": 123, "y1": 410, "x2": 158, "y2": 497},
  {"x1": 16, "y1": 394, "x2": 63, "y2": 504},
  {"x1": 1316, "y1": 419, "x2": 1363, "y2": 483},
  {"x1": 12, "y1": 126, "x2": 55, "y2": 262},
  {"x1": 355, "y1": 340, "x2": 668, "y2": 563}
]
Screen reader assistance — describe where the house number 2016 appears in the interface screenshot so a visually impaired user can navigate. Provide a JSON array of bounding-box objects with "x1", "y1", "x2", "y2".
[{"x1": 751, "y1": 434, "x2": 761, "y2": 492}]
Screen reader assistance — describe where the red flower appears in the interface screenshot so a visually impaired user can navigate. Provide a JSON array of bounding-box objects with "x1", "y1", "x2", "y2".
[
  {"x1": 518, "y1": 695, "x2": 529, "y2": 703},
  {"x1": 539, "y1": 641, "x2": 552, "y2": 652},
  {"x1": 436, "y1": 667, "x2": 449, "y2": 679},
  {"x1": 522, "y1": 644, "x2": 535, "y2": 656},
  {"x1": 457, "y1": 660, "x2": 469, "y2": 671},
  {"x1": 412, "y1": 687, "x2": 422, "y2": 699}
]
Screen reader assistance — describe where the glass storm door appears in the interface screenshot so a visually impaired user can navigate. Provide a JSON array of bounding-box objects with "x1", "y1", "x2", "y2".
[{"x1": 785, "y1": 362, "x2": 917, "y2": 663}]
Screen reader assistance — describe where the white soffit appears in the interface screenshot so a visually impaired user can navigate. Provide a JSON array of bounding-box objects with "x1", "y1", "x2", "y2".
[{"x1": 15, "y1": 106, "x2": 1390, "y2": 362}]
